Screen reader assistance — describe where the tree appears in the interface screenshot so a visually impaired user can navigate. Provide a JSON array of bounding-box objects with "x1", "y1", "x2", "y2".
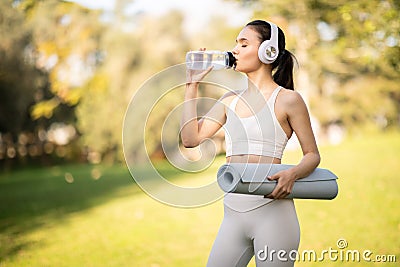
[
  {"x1": 1, "y1": 0, "x2": 103, "y2": 164},
  {"x1": 0, "y1": 0, "x2": 42, "y2": 140},
  {"x1": 25, "y1": 0, "x2": 104, "y2": 120},
  {"x1": 308, "y1": 0, "x2": 400, "y2": 130},
  {"x1": 76, "y1": 10, "x2": 191, "y2": 162}
]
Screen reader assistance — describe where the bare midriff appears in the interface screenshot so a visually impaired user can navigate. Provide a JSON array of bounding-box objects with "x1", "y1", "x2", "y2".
[{"x1": 226, "y1": 154, "x2": 281, "y2": 164}]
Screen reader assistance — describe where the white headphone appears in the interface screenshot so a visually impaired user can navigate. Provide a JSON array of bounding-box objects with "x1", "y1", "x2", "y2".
[{"x1": 258, "y1": 21, "x2": 279, "y2": 64}]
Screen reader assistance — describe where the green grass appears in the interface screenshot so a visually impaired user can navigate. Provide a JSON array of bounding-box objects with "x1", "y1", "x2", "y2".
[
  {"x1": 0, "y1": 131, "x2": 399, "y2": 266},
  {"x1": 286, "y1": 131, "x2": 400, "y2": 267}
]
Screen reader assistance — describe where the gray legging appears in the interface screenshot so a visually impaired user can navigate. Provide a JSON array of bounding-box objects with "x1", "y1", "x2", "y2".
[{"x1": 207, "y1": 199, "x2": 300, "y2": 267}]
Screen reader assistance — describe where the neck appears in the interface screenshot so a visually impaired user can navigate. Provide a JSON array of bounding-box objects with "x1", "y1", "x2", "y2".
[{"x1": 246, "y1": 65, "x2": 278, "y2": 93}]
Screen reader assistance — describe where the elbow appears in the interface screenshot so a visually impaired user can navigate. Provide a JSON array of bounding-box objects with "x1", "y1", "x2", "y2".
[
  {"x1": 182, "y1": 142, "x2": 198, "y2": 148},
  {"x1": 314, "y1": 151, "x2": 321, "y2": 166},
  {"x1": 305, "y1": 150, "x2": 321, "y2": 168},
  {"x1": 181, "y1": 138, "x2": 199, "y2": 148}
]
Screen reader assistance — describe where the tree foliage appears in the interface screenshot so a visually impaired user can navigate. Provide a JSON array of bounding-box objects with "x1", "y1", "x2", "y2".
[
  {"x1": 1, "y1": 0, "x2": 399, "y2": 166},
  {"x1": 0, "y1": 1, "x2": 41, "y2": 138}
]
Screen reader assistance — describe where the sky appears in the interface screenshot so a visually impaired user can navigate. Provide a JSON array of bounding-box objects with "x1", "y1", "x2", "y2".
[{"x1": 67, "y1": 0, "x2": 252, "y2": 32}]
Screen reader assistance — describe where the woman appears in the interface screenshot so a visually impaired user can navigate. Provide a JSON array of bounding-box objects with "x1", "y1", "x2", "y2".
[{"x1": 181, "y1": 20, "x2": 320, "y2": 267}]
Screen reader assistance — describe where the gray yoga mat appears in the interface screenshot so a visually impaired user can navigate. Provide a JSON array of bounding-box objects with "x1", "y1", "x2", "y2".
[{"x1": 217, "y1": 163, "x2": 338, "y2": 199}]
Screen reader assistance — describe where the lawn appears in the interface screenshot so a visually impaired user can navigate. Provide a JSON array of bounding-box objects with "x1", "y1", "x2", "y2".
[{"x1": 0, "y1": 131, "x2": 399, "y2": 266}]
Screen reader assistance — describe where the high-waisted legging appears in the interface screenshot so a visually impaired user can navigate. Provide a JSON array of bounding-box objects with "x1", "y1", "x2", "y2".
[{"x1": 207, "y1": 199, "x2": 300, "y2": 267}]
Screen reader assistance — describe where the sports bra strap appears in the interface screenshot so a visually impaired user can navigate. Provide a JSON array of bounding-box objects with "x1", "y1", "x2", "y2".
[
  {"x1": 267, "y1": 86, "x2": 282, "y2": 112},
  {"x1": 228, "y1": 91, "x2": 244, "y2": 112}
]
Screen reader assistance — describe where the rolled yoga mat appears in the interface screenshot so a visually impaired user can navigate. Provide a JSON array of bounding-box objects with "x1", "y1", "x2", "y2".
[{"x1": 217, "y1": 163, "x2": 338, "y2": 199}]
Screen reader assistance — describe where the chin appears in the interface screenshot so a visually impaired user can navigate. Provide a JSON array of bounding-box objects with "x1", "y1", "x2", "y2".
[
  {"x1": 234, "y1": 66, "x2": 254, "y2": 74},
  {"x1": 233, "y1": 64, "x2": 245, "y2": 72}
]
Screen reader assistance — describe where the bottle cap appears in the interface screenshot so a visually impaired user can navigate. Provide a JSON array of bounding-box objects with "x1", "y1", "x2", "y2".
[{"x1": 227, "y1": 52, "x2": 237, "y2": 68}]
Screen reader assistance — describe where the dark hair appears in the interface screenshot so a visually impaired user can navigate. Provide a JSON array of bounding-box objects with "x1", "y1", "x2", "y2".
[{"x1": 246, "y1": 20, "x2": 297, "y2": 90}]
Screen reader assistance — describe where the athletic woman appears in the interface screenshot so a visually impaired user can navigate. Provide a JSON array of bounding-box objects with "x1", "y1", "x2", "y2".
[{"x1": 181, "y1": 20, "x2": 320, "y2": 267}]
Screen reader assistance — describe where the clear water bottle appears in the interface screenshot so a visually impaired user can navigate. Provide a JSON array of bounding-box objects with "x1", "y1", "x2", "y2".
[{"x1": 186, "y1": 50, "x2": 236, "y2": 70}]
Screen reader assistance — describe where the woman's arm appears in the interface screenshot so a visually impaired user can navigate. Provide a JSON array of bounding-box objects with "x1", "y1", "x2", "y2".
[
  {"x1": 267, "y1": 91, "x2": 320, "y2": 199},
  {"x1": 180, "y1": 70, "x2": 228, "y2": 148}
]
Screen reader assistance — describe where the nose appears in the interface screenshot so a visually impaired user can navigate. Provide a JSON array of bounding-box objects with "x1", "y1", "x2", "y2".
[{"x1": 232, "y1": 46, "x2": 239, "y2": 56}]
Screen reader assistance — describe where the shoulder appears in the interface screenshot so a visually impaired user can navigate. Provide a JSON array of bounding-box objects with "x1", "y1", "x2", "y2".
[
  {"x1": 278, "y1": 88, "x2": 306, "y2": 107},
  {"x1": 277, "y1": 88, "x2": 309, "y2": 117}
]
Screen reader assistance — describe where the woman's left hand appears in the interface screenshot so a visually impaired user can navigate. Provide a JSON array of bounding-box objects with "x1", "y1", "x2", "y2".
[{"x1": 266, "y1": 170, "x2": 297, "y2": 199}]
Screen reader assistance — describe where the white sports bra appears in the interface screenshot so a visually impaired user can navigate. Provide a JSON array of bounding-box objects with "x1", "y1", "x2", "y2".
[
  {"x1": 224, "y1": 86, "x2": 288, "y2": 159},
  {"x1": 223, "y1": 86, "x2": 290, "y2": 212}
]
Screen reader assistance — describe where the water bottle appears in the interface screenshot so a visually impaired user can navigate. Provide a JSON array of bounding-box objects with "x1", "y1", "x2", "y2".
[{"x1": 186, "y1": 50, "x2": 236, "y2": 70}]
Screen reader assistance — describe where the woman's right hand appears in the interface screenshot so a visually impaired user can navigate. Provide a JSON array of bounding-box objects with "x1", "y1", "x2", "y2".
[{"x1": 186, "y1": 48, "x2": 213, "y2": 84}]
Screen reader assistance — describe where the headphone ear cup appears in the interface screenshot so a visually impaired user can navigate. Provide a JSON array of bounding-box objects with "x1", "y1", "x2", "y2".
[
  {"x1": 258, "y1": 22, "x2": 279, "y2": 64},
  {"x1": 258, "y1": 40, "x2": 277, "y2": 64}
]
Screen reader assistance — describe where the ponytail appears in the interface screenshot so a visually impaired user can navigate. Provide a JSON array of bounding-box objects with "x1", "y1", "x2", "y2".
[{"x1": 272, "y1": 49, "x2": 297, "y2": 90}]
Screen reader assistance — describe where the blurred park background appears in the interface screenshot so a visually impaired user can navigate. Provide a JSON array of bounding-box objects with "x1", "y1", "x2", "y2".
[{"x1": 0, "y1": 0, "x2": 399, "y2": 266}]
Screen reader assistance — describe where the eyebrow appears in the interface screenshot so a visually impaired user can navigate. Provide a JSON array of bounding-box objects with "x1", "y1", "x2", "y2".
[{"x1": 236, "y1": 37, "x2": 249, "y2": 43}]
